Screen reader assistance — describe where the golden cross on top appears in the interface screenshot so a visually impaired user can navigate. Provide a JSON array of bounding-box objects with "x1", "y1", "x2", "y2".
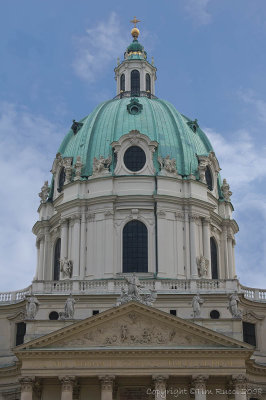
[{"x1": 130, "y1": 16, "x2": 140, "y2": 28}]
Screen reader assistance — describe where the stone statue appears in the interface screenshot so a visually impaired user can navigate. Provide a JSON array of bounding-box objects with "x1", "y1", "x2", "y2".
[
  {"x1": 92, "y1": 155, "x2": 111, "y2": 176},
  {"x1": 26, "y1": 296, "x2": 40, "y2": 319},
  {"x1": 74, "y1": 156, "x2": 83, "y2": 180},
  {"x1": 192, "y1": 294, "x2": 204, "y2": 318},
  {"x1": 143, "y1": 288, "x2": 157, "y2": 307},
  {"x1": 158, "y1": 155, "x2": 179, "y2": 176},
  {"x1": 116, "y1": 274, "x2": 157, "y2": 307},
  {"x1": 196, "y1": 256, "x2": 209, "y2": 278},
  {"x1": 228, "y1": 293, "x2": 242, "y2": 318},
  {"x1": 197, "y1": 158, "x2": 208, "y2": 183},
  {"x1": 38, "y1": 181, "x2": 49, "y2": 203},
  {"x1": 60, "y1": 257, "x2": 73, "y2": 279},
  {"x1": 124, "y1": 273, "x2": 144, "y2": 299},
  {"x1": 222, "y1": 178, "x2": 232, "y2": 202},
  {"x1": 64, "y1": 294, "x2": 75, "y2": 319}
]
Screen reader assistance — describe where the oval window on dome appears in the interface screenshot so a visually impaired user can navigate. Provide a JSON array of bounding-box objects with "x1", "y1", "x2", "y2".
[{"x1": 124, "y1": 146, "x2": 146, "y2": 172}]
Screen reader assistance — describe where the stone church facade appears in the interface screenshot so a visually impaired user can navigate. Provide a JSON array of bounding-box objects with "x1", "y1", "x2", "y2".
[{"x1": 0, "y1": 22, "x2": 266, "y2": 400}]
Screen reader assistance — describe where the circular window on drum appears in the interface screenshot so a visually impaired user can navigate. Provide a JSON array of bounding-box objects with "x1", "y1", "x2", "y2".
[{"x1": 123, "y1": 146, "x2": 146, "y2": 172}]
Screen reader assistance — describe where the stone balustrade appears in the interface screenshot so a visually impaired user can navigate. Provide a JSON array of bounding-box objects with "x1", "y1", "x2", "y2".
[
  {"x1": 240, "y1": 284, "x2": 266, "y2": 302},
  {"x1": 0, "y1": 285, "x2": 31, "y2": 304},
  {"x1": 1, "y1": 280, "x2": 265, "y2": 304}
]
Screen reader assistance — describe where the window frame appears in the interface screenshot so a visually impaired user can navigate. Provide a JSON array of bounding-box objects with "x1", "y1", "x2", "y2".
[{"x1": 122, "y1": 220, "x2": 148, "y2": 273}]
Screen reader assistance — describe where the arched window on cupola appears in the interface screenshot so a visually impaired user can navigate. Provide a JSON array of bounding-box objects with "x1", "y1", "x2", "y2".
[
  {"x1": 123, "y1": 220, "x2": 148, "y2": 273},
  {"x1": 58, "y1": 167, "x2": 65, "y2": 193},
  {"x1": 120, "y1": 73, "x2": 125, "y2": 92},
  {"x1": 53, "y1": 238, "x2": 61, "y2": 281},
  {"x1": 131, "y1": 70, "x2": 140, "y2": 97},
  {"x1": 146, "y1": 73, "x2": 151, "y2": 92},
  {"x1": 210, "y1": 237, "x2": 218, "y2": 279},
  {"x1": 205, "y1": 166, "x2": 213, "y2": 191}
]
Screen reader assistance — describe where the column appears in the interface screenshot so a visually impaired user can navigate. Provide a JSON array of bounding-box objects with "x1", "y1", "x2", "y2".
[
  {"x1": 72, "y1": 214, "x2": 81, "y2": 278},
  {"x1": 99, "y1": 375, "x2": 115, "y2": 400},
  {"x1": 192, "y1": 375, "x2": 208, "y2": 400},
  {"x1": 61, "y1": 218, "x2": 69, "y2": 260},
  {"x1": 184, "y1": 209, "x2": 191, "y2": 278},
  {"x1": 189, "y1": 214, "x2": 199, "y2": 278},
  {"x1": 43, "y1": 227, "x2": 50, "y2": 280},
  {"x1": 227, "y1": 230, "x2": 234, "y2": 279},
  {"x1": 59, "y1": 376, "x2": 76, "y2": 400},
  {"x1": 19, "y1": 377, "x2": 35, "y2": 400},
  {"x1": 86, "y1": 213, "x2": 95, "y2": 277},
  {"x1": 104, "y1": 210, "x2": 114, "y2": 276},
  {"x1": 202, "y1": 218, "x2": 211, "y2": 278},
  {"x1": 222, "y1": 225, "x2": 229, "y2": 279},
  {"x1": 152, "y1": 375, "x2": 168, "y2": 400},
  {"x1": 38, "y1": 236, "x2": 45, "y2": 280},
  {"x1": 79, "y1": 210, "x2": 86, "y2": 279},
  {"x1": 232, "y1": 375, "x2": 247, "y2": 400}
]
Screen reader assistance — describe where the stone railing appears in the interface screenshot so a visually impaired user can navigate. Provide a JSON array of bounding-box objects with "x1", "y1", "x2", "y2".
[
  {"x1": 240, "y1": 284, "x2": 266, "y2": 302},
  {"x1": 1, "y1": 280, "x2": 265, "y2": 304},
  {"x1": 0, "y1": 285, "x2": 31, "y2": 304},
  {"x1": 30, "y1": 278, "x2": 238, "y2": 295}
]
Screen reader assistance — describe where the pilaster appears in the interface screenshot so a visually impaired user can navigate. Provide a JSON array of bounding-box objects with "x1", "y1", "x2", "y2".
[
  {"x1": 202, "y1": 217, "x2": 211, "y2": 278},
  {"x1": 60, "y1": 218, "x2": 69, "y2": 279},
  {"x1": 189, "y1": 214, "x2": 200, "y2": 278},
  {"x1": 72, "y1": 214, "x2": 81, "y2": 278}
]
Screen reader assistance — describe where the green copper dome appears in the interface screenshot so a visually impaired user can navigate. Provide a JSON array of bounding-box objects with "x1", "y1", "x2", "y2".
[
  {"x1": 57, "y1": 97, "x2": 214, "y2": 178},
  {"x1": 127, "y1": 39, "x2": 144, "y2": 53}
]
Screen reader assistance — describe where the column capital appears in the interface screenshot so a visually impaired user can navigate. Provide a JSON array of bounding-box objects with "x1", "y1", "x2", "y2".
[
  {"x1": 232, "y1": 374, "x2": 247, "y2": 389},
  {"x1": 202, "y1": 216, "x2": 211, "y2": 224},
  {"x1": 99, "y1": 375, "x2": 115, "y2": 391},
  {"x1": 192, "y1": 375, "x2": 209, "y2": 384},
  {"x1": 59, "y1": 376, "x2": 76, "y2": 391},
  {"x1": 19, "y1": 376, "x2": 35, "y2": 391},
  {"x1": 60, "y1": 218, "x2": 69, "y2": 226},
  {"x1": 189, "y1": 213, "x2": 201, "y2": 221}
]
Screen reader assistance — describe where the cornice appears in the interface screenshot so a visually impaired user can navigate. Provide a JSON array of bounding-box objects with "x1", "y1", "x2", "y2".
[{"x1": 246, "y1": 359, "x2": 266, "y2": 376}]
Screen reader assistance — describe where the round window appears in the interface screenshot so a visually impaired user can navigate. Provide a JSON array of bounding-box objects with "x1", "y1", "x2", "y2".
[
  {"x1": 49, "y1": 311, "x2": 59, "y2": 320},
  {"x1": 210, "y1": 310, "x2": 220, "y2": 319},
  {"x1": 124, "y1": 146, "x2": 146, "y2": 172}
]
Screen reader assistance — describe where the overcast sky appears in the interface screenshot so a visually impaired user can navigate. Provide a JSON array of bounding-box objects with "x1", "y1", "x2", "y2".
[{"x1": 0, "y1": 0, "x2": 266, "y2": 292}]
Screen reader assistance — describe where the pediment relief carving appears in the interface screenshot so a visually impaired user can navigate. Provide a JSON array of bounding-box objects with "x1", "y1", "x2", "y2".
[{"x1": 49, "y1": 312, "x2": 220, "y2": 348}]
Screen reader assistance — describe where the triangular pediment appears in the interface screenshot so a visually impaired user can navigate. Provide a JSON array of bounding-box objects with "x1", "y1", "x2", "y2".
[{"x1": 16, "y1": 302, "x2": 252, "y2": 351}]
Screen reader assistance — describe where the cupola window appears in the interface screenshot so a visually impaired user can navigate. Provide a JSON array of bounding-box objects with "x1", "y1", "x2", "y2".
[
  {"x1": 53, "y1": 238, "x2": 61, "y2": 281},
  {"x1": 210, "y1": 237, "x2": 218, "y2": 279},
  {"x1": 120, "y1": 73, "x2": 125, "y2": 92},
  {"x1": 124, "y1": 146, "x2": 146, "y2": 172},
  {"x1": 58, "y1": 167, "x2": 65, "y2": 193},
  {"x1": 146, "y1": 73, "x2": 151, "y2": 92},
  {"x1": 205, "y1": 166, "x2": 213, "y2": 191},
  {"x1": 131, "y1": 70, "x2": 140, "y2": 97},
  {"x1": 123, "y1": 220, "x2": 148, "y2": 273}
]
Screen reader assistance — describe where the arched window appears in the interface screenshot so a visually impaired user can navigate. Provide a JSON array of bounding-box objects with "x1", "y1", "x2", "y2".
[
  {"x1": 58, "y1": 167, "x2": 65, "y2": 193},
  {"x1": 53, "y1": 238, "x2": 61, "y2": 281},
  {"x1": 123, "y1": 220, "x2": 148, "y2": 273},
  {"x1": 210, "y1": 237, "x2": 218, "y2": 279},
  {"x1": 205, "y1": 166, "x2": 213, "y2": 191},
  {"x1": 131, "y1": 70, "x2": 140, "y2": 97},
  {"x1": 120, "y1": 73, "x2": 125, "y2": 92},
  {"x1": 146, "y1": 73, "x2": 151, "y2": 92}
]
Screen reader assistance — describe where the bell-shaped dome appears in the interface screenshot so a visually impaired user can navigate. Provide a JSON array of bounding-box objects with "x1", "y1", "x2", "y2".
[{"x1": 57, "y1": 96, "x2": 213, "y2": 179}]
